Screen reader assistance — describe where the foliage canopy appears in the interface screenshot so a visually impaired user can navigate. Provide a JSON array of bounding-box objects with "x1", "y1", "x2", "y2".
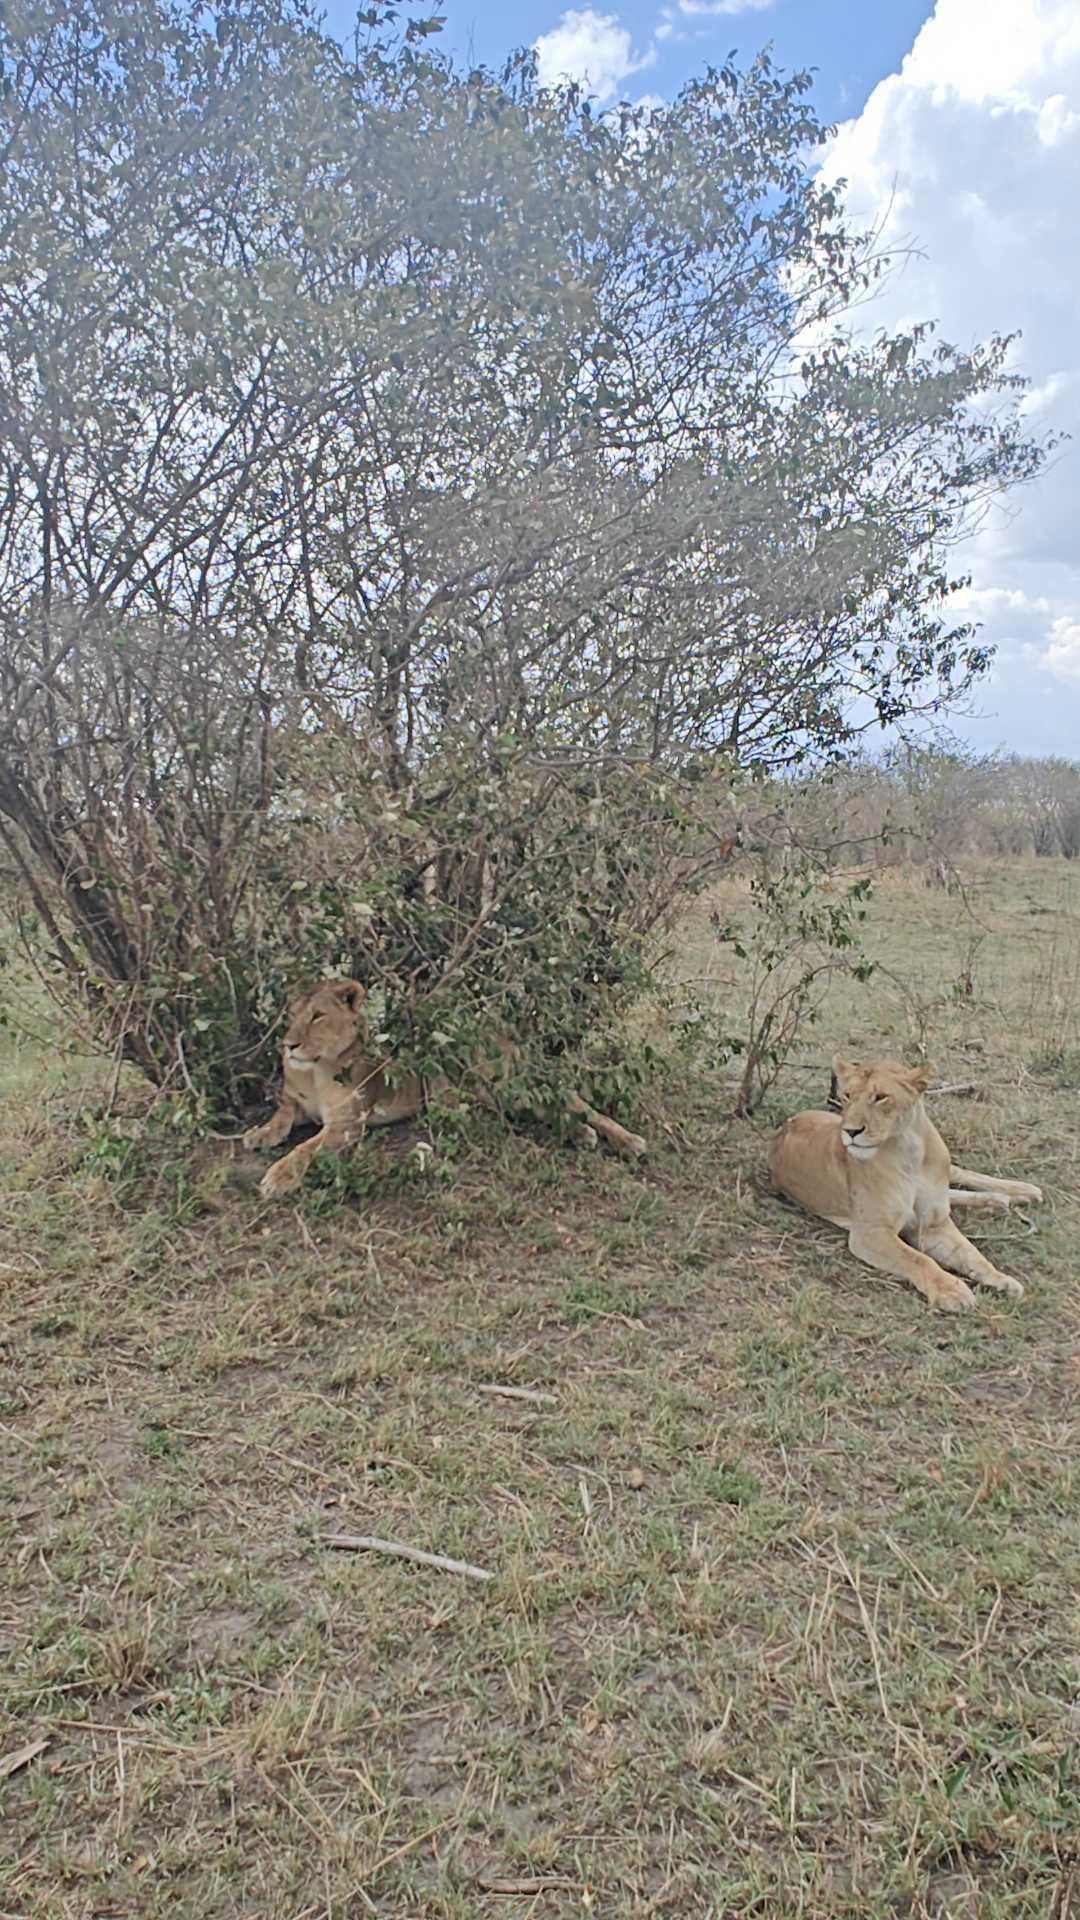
[{"x1": 0, "y1": 0, "x2": 1051, "y2": 1111}]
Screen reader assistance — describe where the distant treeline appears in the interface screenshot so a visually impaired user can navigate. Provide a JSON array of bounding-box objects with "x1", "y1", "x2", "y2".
[{"x1": 744, "y1": 745, "x2": 1080, "y2": 873}]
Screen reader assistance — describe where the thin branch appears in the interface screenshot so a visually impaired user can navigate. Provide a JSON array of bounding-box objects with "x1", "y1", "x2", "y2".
[
  {"x1": 320, "y1": 1534, "x2": 494, "y2": 1583},
  {"x1": 475, "y1": 1383, "x2": 558, "y2": 1408}
]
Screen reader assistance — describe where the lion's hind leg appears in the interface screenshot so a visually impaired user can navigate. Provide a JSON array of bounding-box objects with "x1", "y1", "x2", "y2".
[
  {"x1": 566, "y1": 1092, "x2": 646, "y2": 1160},
  {"x1": 948, "y1": 1187, "x2": 1010, "y2": 1215},
  {"x1": 949, "y1": 1165, "x2": 1043, "y2": 1205}
]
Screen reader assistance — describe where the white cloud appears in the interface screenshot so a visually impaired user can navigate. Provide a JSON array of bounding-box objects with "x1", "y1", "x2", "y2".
[
  {"x1": 820, "y1": 0, "x2": 1080, "y2": 747},
  {"x1": 637, "y1": 0, "x2": 775, "y2": 57},
  {"x1": 1042, "y1": 615, "x2": 1080, "y2": 685},
  {"x1": 1038, "y1": 93, "x2": 1080, "y2": 145},
  {"x1": 534, "y1": 9, "x2": 655, "y2": 103},
  {"x1": 952, "y1": 587, "x2": 1054, "y2": 622},
  {"x1": 898, "y1": 0, "x2": 1080, "y2": 105},
  {"x1": 677, "y1": 0, "x2": 776, "y2": 14}
]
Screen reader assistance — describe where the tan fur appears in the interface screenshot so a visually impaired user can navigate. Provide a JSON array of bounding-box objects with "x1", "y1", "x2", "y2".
[
  {"x1": 244, "y1": 977, "x2": 647, "y2": 1199},
  {"x1": 769, "y1": 1056, "x2": 1042, "y2": 1313}
]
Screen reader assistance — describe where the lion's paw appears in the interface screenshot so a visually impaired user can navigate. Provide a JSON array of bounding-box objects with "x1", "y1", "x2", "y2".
[
  {"x1": 259, "y1": 1158, "x2": 302, "y2": 1199},
  {"x1": 933, "y1": 1278, "x2": 976, "y2": 1313}
]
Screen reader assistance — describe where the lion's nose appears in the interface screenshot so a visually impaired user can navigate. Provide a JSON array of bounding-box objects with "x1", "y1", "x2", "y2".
[{"x1": 844, "y1": 1125, "x2": 864, "y2": 1140}]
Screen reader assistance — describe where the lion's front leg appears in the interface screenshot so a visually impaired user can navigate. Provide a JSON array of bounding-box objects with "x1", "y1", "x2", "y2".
[
  {"x1": 258, "y1": 1108, "x2": 368, "y2": 1200},
  {"x1": 244, "y1": 1099, "x2": 299, "y2": 1152},
  {"x1": 848, "y1": 1224, "x2": 976, "y2": 1313},
  {"x1": 920, "y1": 1215, "x2": 1025, "y2": 1300}
]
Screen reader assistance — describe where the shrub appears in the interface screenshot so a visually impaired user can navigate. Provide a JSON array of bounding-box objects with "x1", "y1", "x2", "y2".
[{"x1": 0, "y1": 0, "x2": 1052, "y2": 1118}]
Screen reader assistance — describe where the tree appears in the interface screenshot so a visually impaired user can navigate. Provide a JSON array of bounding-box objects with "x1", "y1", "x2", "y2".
[
  {"x1": 1006, "y1": 757, "x2": 1080, "y2": 858},
  {"x1": 0, "y1": 0, "x2": 1053, "y2": 1113},
  {"x1": 883, "y1": 737, "x2": 1001, "y2": 880}
]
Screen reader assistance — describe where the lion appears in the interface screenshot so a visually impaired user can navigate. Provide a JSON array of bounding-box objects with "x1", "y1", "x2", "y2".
[
  {"x1": 769, "y1": 1056, "x2": 1043, "y2": 1312},
  {"x1": 243, "y1": 977, "x2": 647, "y2": 1199}
]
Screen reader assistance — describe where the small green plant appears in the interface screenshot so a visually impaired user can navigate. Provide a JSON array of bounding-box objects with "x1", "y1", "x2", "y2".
[
  {"x1": 149, "y1": 1680, "x2": 234, "y2": 1733},
  {"x1": 1030, "y1": 1045, "x2": 1080, "y2": 1090},
  {"x1": 700, "y1": 1462, "x2": 760, "y2": 1506},
  {"x1": 562, "y1": 1276, "x2": 644, "y2": 1324},
  {"x1": 30, "y1": 1314, "x2": 76, "y2": 1338},
  {"x1": 142, "y1": 1422, "x2": 184, "y2": 1461},
  {"x1": 714, "y1": 861, "x2": 875, "y2": 1115},
  {"x1": 77, "y1": 1119, "x2": 146, "y2": 1191},
  {"x1": 300, "y1": 1148, "x2": 384, "y2": 1214}
]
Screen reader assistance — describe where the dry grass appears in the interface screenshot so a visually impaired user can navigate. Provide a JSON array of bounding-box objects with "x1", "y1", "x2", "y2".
[{"x1": 1, "y1": 859, "x2": 1079, "y2": 1917}]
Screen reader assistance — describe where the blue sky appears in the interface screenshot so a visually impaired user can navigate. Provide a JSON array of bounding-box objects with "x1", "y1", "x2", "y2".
[
  {"x1": 319, "y1": 1, "x2": 1080, "y2": 763},
  {"x1": 323, "y1": 0, "x2": 936, "y2": 128}
]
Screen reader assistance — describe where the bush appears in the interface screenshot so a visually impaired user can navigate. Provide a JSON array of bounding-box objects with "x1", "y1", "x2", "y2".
[{"x1": 0, "y1": 0, "x2": 1052, "y2": 1119}]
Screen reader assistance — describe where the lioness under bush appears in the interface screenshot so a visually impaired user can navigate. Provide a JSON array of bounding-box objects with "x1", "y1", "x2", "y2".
[
  {"x1": 244, "y1": 978, "x2": 647, "y2": 1199},
  {"x1": 770, "y1": 1057, "x2": 1043, "y2": 1312}
]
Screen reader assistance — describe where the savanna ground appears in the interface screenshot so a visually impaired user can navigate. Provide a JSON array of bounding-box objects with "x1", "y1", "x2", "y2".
[{"x1": 2, "y1": 860, "x2": 1079, "y2": 1920}]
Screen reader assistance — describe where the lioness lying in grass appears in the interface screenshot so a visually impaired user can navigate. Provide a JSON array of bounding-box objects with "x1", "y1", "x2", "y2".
[
  {"x1": 244, "y1": 977, "x2": 647, "y2": 1199},
  {"x1": 770, "y1": 1056, "x2": 1042, "y2": 1312}
]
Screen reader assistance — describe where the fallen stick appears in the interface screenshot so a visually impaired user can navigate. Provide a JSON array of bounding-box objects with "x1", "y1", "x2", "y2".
[
  {"x1": 475, "y1": 1382, "x2": 558, "y2": 1407},
  {"x1": 476, "y1": 1875, "x2": 578, "y2": 1895},
  {"x1": 0, "y1": 1737, "x2": 49, "y2": 1781},
  {"x1": 321, "y1": 1533, "x2": 494, "y2": 1583}
]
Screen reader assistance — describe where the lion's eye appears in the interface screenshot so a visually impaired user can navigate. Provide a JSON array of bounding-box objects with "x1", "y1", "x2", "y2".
[{"x1": 873, "y1": 1093, "x2": 886, "y2": 1104}]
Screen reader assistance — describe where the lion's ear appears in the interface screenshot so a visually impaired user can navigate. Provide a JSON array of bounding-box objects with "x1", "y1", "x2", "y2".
[
  {"x1": 832, "y1": 1055, "x2": 858, "y2": 1094},
  {"x1": 907, "y1": 1062, "x2": 935, "y2": 1095},
  {"x1": 334, "y1": 978, "x2": 365, "y2": 1012}
]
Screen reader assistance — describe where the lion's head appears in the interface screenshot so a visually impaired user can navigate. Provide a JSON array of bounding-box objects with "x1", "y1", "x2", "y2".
[
  {"x1": 832, "y1": 1056, "x2": 934, "y2": 1159},
  {"x1": 283, "y1": 978, "x2": 366, "y2": 1070}
]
